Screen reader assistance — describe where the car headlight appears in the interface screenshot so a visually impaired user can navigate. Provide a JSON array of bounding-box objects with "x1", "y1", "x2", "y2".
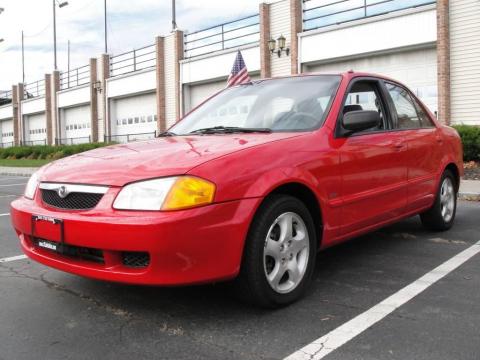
[
  {"x1": 24, "y1": 172, "x2": 39, "y2": 200},
  {"x1": 113, "y1": 176, "x2": 215, "y2": 211}
]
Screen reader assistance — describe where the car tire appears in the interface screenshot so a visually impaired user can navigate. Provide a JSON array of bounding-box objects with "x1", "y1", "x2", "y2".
[
  {"x1": 420, "y1": 169, "x2": 457, "y2": 231},
  {"x1": 234, "y1": 195, "x2": 317, "y2": 308}
]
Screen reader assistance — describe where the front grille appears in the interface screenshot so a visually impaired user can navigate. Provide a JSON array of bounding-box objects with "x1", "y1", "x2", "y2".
[
  {"x1": 41, "y1": 189, "x2": 103, "y2": 210},
  {"x1": 33, "y1": 238, "x2": 104, "y2": 264},
  {"x1": 122, "y1": 252, "x2": 150, "y2": 268}
]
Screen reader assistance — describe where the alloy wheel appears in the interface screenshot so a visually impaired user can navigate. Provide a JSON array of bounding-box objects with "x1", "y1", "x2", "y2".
[{"x1": 263, "y1": 212, "x2": 310, "y2": 294}]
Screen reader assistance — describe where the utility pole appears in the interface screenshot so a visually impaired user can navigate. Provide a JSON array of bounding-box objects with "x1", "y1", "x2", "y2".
[
  {"x1": 53, "y1": 0, "x2": 57, "y2": 69},
  {"x1": 67, "y1": 40, "x2": 70, "y2": 87},
  {"x1": 104, "y1": 0, "x2": 107, "y2": 53},
  {"x1": 172, "y1": 0, "x2": 177, "y2": 31},
  {"x1": 22, "y1": 31, "x2": 25, "y2": 84}
]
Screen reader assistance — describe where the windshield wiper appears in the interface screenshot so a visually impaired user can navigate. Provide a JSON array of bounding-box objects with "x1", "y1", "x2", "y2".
[
  {"x1": 189, "y1": 126, "x2": 272, "y2": 135},
  {"x1": 157, "y1": 131, "x2": 177, "y2": 137}
]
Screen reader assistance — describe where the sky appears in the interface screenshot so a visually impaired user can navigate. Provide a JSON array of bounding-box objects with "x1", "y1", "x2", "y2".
[{"x1": 0, "y1": 0, "x2": 262, "y2": 90}]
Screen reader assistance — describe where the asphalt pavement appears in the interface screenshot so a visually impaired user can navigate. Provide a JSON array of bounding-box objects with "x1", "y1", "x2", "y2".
[{"x1": 0, "y1": 174, "x2": 479, "y2": 360}]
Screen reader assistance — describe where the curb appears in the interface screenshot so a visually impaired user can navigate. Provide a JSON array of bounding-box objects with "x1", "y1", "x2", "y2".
[
  {"x1": 0, "y1": 167, "x2": 39, "y2": 177},
  {"x1": 459, "y1": 193, "x2": 480, "y2": 201}
]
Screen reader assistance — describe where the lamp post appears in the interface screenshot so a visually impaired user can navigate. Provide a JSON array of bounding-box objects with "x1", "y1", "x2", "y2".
[{"x1": 53, "y1": 0, "x2": 69, "y2": 70}]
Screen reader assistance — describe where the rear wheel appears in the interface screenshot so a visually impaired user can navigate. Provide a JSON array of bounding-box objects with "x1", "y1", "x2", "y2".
[
  {"x1": 234, "y1": 195, "x2": 317, "y2": 308},
  {"x1": 420, "y1": 170, "x2": 457, "y2": 231}
]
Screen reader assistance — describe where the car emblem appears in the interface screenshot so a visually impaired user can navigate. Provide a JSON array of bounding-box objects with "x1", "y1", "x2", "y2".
[{"x1": 57, "y1": 186, "x2": 69, "y2": 199}]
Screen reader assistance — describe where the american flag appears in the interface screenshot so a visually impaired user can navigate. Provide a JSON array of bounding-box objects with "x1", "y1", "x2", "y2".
[{"x1": 227, "y1": 51, "x2": 251, "y2": 87}]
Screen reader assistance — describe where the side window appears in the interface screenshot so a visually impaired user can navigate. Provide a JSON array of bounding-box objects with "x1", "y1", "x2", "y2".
[
  {"x1": 412, "y1": 97, "x2": 435, "y2": 128},
  {"x1": 386, "y1": 83, "x2": 420, "y2": 129},
  {"x1": 342, "y1": 81, "x2": 386, "y2": 132}
]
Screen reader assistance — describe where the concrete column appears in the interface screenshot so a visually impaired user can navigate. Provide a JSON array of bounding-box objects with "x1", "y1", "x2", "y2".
[
  {"x1": 100, "y1": 54, "x2": 110, "y2": 140},
  {"x1": 437, "y1": 0, "x2": 450, "y2": 124},
  {"x1": 155, "y1": 36, "x2": 166, "y2": 133},
  {"x1": 16, "y1": 83, "x2": 24, "y2": 145},
  {"x1": 51, "y1": 71, "x2": 60, "y2": 144},
  {"x1": 290, "y1": 0, "x2": 302, "y2": 75},
  {"x1": 164, "y1": 30, "x2": 184, "y2": 128},
  {"x1": 174, "y1": 30, "x2": 184, "y2": 122},
  {"x1": 11, "y1": 85, "x2": 20, "y2": 146},
  {"x1": 45, "y1": 74, "x2": 53, "y2": 145},
  {"x1": 259, "y1": 3, "x2": 272, "y2": 78},
  {"x1": 89, "y1": 58, "x2": 99, "y2": 142}
]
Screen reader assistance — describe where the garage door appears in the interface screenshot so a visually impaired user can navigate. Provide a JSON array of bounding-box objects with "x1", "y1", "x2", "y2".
[
  {"x1": 63, "y1": 105, "x2": 91, "y2": 143},
  {"x1": 111, "y1": 92, "x2": 157, "y2": 142},
  {"x1": 25, "y1": 113, "x2": 46, "y2": 144},
  {"x1": 185, "y1": 80, "x2": 226, "y2": 113},
  {"x1": 305, "y1": 48, "x2": 438, "y2": 114},
  {"x1": 0, "y1": 118, "x2": 14, "y2": 146},
  {"x1": 185, "y1": 74, "x2": 261, "y2": 113}
]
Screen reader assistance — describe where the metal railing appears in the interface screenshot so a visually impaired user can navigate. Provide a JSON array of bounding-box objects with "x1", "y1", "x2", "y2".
[
  {"x1": 24, "y1": 79, "x2": 45, "y2": 99},
  {"x1": 0, "y1": 90, "x2": 12, "y2": 106},
  {"x1": 110, "y1": 44, "x2": 156, "y2": 77},
  {"x1": 184, "y1": 14, "x2": 260, "y2": 58},
  {"x1": 104, "y1": 131, "x2": 157, "y2": 144},
  {"x1": 21, "y1": 139, "x2": 47, "y2": 146},
  {"x1": 303, "y1": 0, "x2": 436, "y2": 31},
  {"x1": 0, "y1": 141, "x2": 14, "y2": 148},
  {"x1": 60, "y1": 64, "x2": 90, "y2": 90},
  {"x1": 55, "y1": 136, "x2": 91, "y2": 145}
]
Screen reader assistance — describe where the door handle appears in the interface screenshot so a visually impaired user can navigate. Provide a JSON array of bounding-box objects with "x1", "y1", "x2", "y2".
[
  {"x1": 436, "y1": 137, "x2": 444, "y2": 144},
  {"x1": 393, "y1": 143, "x2": 406, "y2": 151}
]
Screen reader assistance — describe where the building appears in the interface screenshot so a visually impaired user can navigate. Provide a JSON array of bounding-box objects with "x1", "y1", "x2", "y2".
[{"x1": 0, "y1": 0, "x2": 478, "y2": 147}]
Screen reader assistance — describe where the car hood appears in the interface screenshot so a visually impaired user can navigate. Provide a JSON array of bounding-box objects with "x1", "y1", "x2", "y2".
[{"x1": 38, "y1": 133, "x2": 302, "y2": 186}]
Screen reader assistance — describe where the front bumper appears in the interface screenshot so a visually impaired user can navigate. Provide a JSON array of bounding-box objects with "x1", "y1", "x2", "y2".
[{"x1": 10, "y1": 193, "x2": 260, "y2": 285}]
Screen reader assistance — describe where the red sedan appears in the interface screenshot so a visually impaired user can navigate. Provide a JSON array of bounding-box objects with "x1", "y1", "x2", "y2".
[{"x1": 11, "y1": 72, "x2": 463, "y2": 307}]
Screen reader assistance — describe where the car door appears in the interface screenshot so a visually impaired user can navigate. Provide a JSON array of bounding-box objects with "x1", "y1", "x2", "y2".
[
  {"x1": 334, "y1": 78, "x2": 408, "y2": 237},
  {"x1": 384, "y1": 82, "x2": 442, "y2": 212}
]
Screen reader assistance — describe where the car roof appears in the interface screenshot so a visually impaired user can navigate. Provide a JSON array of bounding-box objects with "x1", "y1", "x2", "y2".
[{"x1": 250, "y1": 71, "x2": 401, "y2": 85}]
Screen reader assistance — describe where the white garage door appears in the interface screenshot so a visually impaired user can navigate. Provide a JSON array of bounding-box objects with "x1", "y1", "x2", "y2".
[
  {"x1": 111, "y1": 92, "x2": 157, "y2": 142},
  {"x1": 63, "y1": 105, "x2": 91, "y2": 144},
  {"x1": 305, "y1": 48, "x2": 438, "y2": 114},
  {"x1": 185, "y1": 74, "x2": 261, "y2": 113},
  {"x1": 0, "y1": 118, "x2": 14, "y2": 147},
  {"x1": 185, "y1": 80, "x2": 227, "y2": 113},
  {"x1": 25, "y1": 113, "x2": 46, "y2": 144}
]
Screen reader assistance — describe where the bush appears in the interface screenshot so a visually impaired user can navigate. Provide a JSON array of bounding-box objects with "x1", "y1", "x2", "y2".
[
  {"x1": 0, "y1": 142, "x2": 114, "y2": 161},
  {"x1": 452, "y1": 125, "x2": 480, "y2": 162}
]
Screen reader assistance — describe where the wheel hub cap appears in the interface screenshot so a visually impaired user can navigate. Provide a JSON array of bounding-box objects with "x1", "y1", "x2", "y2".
[
  {"x1": 263, "y1": 212, "x2": 309, "y2": 294},
  {"x1": 440, "y1": 177, "x2": 455, "y2": 222}
]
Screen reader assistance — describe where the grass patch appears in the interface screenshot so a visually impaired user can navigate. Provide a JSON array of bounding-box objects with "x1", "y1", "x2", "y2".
[{"x1": 0, "y1": 159, "x2": 51, "y2": 167}]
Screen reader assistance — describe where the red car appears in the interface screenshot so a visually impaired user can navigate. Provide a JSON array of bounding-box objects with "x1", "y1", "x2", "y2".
[{"x1": 11, "y1": 72, "x2": 463, "y2": 307}]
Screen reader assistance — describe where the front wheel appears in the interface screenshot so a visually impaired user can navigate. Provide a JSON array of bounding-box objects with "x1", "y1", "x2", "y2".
[
  {"x1": 234, "y1": 195, "x2": 317, "y2": 308},
  {"x1": 420, "y1": 170, "x2": 457, "y2": 231}
]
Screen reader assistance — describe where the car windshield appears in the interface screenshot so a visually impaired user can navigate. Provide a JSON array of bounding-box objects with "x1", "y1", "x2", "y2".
[{"x1": 170, "y1": 75, "x2": 341, "y2": 135}]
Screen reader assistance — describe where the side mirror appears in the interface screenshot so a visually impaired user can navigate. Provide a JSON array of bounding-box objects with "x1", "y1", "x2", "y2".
[{"x1": 342, "y1": 110, "x2": 381, "y2": 133}]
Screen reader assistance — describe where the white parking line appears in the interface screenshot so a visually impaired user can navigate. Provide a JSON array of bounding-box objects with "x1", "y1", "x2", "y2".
[
  {"x1": 0, "y1": 213, "x2": 10, "y2": 217},
  {"x1": 0, "y1": 255, "x2": 27, "y2": 263},
  {"x1": 0, "y1": 183, "x2": 26, "y2": 187},
  {"x1": 0, "y1": 195, "x2": 17, "y2": 198},
  {"x1": 284, "y1": 240, "x2": 480, "y2": 360}
]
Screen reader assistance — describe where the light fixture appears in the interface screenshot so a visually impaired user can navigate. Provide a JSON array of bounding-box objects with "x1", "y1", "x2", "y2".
[
  {"x1": 267, "y1": 38, "x2": 276, "y2": 52},
  {"x1": 0, "y1": 39, "x2": 4, "y2": 43},
  {"x1": 93, "y1": 80, "x2": 102, "y2": 93},
  {"x1": 268, "y1": 35, "x2": 290, "y2": 58},
  {"x1": 58, "y1": 1, "x2": 68, "y2": 8}
]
